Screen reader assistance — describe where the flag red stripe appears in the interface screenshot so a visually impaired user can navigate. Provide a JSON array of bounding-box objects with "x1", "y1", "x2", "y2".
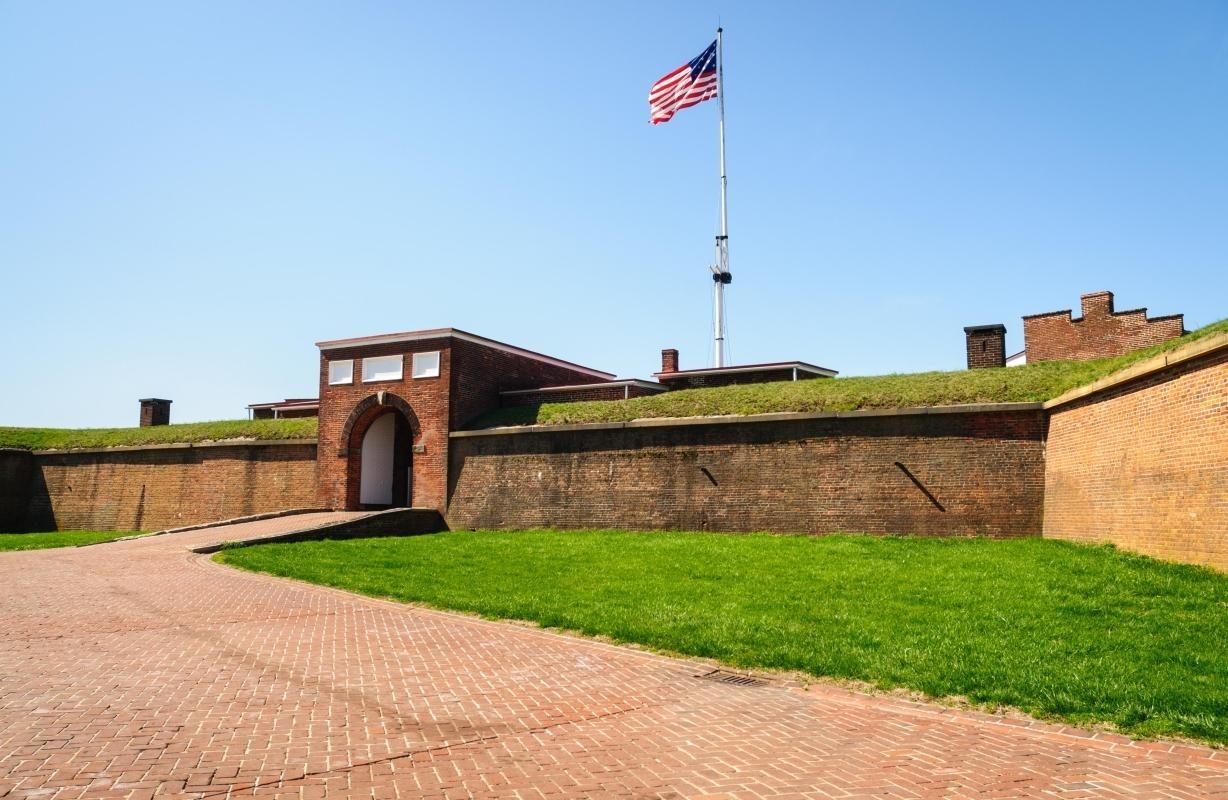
[{"x1": 650, "y1": 74, "x2": 716, "y2": 105}]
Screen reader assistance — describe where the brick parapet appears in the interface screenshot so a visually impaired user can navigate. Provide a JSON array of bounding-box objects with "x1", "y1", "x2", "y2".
[
  {"x1": 1022, "y1": 291, "x2": 1184, "y2": 362},
  {"x1": 1043, "y1": 336, "x2": 1228, "y2": 570}
]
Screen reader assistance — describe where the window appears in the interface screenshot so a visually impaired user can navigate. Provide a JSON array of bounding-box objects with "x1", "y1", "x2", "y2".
[
  {"x1": 362, "y1": 355, "x2": 403, "y2": 383},
  {"x1": 412, "y1": 351, "x2": 440, "y2": 379},
  {"x1": 328, "y1": 359, "x2": 353, "y2": 385}
]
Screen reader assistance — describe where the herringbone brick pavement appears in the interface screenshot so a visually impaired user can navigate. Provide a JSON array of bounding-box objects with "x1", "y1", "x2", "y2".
[{"x1": 1, "y1": 512, "x2": 1225, "y2": 799}]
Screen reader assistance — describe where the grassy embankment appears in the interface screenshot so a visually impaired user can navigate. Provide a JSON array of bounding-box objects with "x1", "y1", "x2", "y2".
[
  {"x1": 0, "y1": 417, "x2": 317, "y2": 451},
  {"x1": 217, "y1": 529, "x2": 1228, "y2": 745},
  {"x1": 473, "y1": 317, "x2": 1228, "y2": 428}
]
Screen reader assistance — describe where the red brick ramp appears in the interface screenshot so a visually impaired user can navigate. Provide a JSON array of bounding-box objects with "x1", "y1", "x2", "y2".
[{"x1": 189, "y1": 507, "x2": 445, "y2": 554}]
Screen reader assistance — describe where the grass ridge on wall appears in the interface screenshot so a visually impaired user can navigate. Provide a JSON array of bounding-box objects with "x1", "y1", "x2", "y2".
[{"x1": 0, "y1": 418, "x2": 317, "y2": 452}]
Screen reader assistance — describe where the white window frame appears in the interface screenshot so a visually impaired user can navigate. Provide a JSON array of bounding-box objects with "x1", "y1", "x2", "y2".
[
  {"x1": 361, "y1": 354, "x2": 403, "y2": 383},
  {"x1": 411, "y1": 351, "x2": 441, "y2": 379},
  {"x1": 328, "y1": 359, "x2": 354, "y2": 385}
]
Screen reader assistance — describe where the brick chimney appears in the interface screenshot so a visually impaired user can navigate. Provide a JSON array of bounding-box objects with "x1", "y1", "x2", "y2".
[
  {"x1": 963, "y1": 325, "x2": 1006, "y2": 369},
  {"x1": 661, "y1": 348, "x2": 679, "y2": 374},
  {"x1": 139, "y1": 398, "x2": 172, "y2": 427},
  {"x1": 1080, "y1": 291, "x2": 1114, "y2": 319}
]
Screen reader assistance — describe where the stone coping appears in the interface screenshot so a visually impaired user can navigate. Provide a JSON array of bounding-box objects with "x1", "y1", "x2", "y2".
[
  {"x1": 1044, "y1": 331, "x2": 1228, "y2": 411},
  {"x1": 450, "y1": 402, "x2": 1045, "y2": 438},
  {"x1": 31, "y1": 438, "x2": 318, "y2": 456}
]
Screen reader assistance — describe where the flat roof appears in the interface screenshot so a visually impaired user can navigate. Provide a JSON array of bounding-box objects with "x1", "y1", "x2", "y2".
[
  {"x1": 315, "y1": 327, "x2": 614, "y2": 380},
  {"x1": 500, "y1": 379, "x2": 666, "y2": 396},
  {"x1": 247, "y1": 399, "x2": 320, "y2": 411},
  {"x1": 655, "y1": 361, "x2": 838, "y2": 379}
]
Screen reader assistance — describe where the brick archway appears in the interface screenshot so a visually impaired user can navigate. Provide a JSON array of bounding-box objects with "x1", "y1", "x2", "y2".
[{"x1": 340, "y1": 392, "x2": 422, "y2": 510}]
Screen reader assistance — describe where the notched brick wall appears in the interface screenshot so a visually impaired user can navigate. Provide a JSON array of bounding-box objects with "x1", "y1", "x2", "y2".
[
  {"x1": 447, "y1": 410, "x2": 1046, "y2": 537},
  {"x1": 23, "y1": 442, "x2": 318, "y2": 532},
  {"x1": 1023, "y1": 291, "x2": 1184, "y2": 363},
  {"x1": 1044, "y1": 345, "x2": 1228, "y2": 570}
]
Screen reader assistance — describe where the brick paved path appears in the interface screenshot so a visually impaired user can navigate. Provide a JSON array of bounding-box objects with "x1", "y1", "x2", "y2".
[{"x1": 2, "y1": 513, "x2": 1226, "y2": 799}]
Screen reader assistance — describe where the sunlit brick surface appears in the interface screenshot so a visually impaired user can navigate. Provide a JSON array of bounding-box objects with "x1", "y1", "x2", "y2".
[{"x1": 2, "y1": 513, "x2": 1226, "y2": 799}]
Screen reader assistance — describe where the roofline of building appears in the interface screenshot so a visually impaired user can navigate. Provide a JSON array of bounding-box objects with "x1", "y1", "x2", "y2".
[
  {"x1": 314, "y1": 327, "x2": 615, "y2": 380},
  {"x1": 246, "y1": 400, "x2": 320, "y2": 411},
  {"x1": 1020, "y1": 308, "x2": 1074, "y2": 320},
  {"x1": 654, "y1": 361, "x2": 838, "y2": 380},
  {"x1": 500, "y1": 379, "x2": 666, "y2": 396}
]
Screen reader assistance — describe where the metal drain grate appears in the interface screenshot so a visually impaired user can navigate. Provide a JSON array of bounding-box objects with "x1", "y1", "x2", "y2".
[{"x1": 695, "y1": 668, "x2": 770, "y2": 687}]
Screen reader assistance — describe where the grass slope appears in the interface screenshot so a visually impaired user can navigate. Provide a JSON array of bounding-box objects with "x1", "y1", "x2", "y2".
[
  {"x1": 474, "y1": 318, "x2": 1228, "y2": 428},
  {"x1": 0, "y1": 530, "x2": 140, "y2": 551},
  {"x1": 218, "y1": 530, "x2": 1228, "y2": 744},
  {"x1": 0, "y1": 417, "x2": 317, "y2": 451}
]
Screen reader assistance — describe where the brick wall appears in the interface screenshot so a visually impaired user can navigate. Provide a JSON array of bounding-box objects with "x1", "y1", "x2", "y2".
[
  {"x1": 0, "y1": 449, "x2": 33, "y2": 530},
  {"x1": 1023, "y1": 291, "x2": 1184, "y2": 362},
  {"x1": 1044, "y1": 341, "x2": 1228, "y2": 570},
  {"x1": 20, "y1": 441, "x2": 317, "y2": 532},
  {"x1": 447, "y1": 407, "x2": 1046, "y2": 537}
]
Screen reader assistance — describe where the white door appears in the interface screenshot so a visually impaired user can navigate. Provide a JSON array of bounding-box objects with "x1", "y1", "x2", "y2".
[{"x1": 359, "y1": 413, "x2": 395, "y2": 505}]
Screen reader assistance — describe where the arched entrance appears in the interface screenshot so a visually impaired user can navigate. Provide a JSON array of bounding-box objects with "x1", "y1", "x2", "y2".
[{"x1": 341, "y1": 392, "x2": 420, "y2": 510}]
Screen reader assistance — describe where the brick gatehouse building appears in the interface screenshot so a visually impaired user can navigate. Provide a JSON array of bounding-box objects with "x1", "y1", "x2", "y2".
[{"x1": 315, "y1": 328, "x2": 616, "y2": 511}]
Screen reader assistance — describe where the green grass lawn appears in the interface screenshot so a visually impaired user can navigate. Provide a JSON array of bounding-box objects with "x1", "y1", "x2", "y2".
[
  {"x1": 217, "y1": 529, "x2": 1228, "y2": 744},
  {"x1": 473, "y1": 318, "x2": 1228, "y2": 428},
  {"x1": 0, "y1": 530, "x2": 141, "y2": 551},
  {"x1": 0, "y1": 417, "x2": 317, "y2": 451}
]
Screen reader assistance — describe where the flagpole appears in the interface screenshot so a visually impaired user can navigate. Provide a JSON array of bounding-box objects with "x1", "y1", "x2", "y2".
[{"x1": 712, "y1": 26, "x2": 730, "y2": 368}]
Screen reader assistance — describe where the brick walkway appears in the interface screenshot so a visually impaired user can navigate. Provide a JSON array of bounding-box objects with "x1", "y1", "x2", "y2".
[{"x1": 2, "y1": 514, "x2": 1226, "y2": 799}]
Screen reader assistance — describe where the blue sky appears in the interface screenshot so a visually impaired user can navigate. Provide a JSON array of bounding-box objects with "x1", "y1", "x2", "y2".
[{"x1": 1, "y1": 0, "x2": 1225, "y2": 427}]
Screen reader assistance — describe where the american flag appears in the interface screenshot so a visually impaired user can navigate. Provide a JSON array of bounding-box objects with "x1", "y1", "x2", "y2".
[{"x1": 649, "y1": 40, "x2": 718, "y2": 125}]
